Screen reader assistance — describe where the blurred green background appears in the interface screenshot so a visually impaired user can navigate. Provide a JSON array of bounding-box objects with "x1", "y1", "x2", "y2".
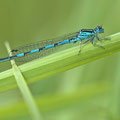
[{"x1": 0, "y1": 0, "x2": 120, "y2": 120}]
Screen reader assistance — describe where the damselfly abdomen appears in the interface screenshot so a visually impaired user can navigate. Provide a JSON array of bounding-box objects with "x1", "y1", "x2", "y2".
[{"x1": 0, "y1": 26, "x2": 104, "y2": 63}]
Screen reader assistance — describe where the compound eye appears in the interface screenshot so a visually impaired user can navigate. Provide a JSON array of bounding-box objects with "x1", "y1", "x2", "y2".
[{"x1": 97, "y1": 26, "x2": 100, "y2": 29}]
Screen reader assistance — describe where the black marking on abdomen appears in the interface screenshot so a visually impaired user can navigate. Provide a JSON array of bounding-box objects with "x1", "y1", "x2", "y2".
[
  {"x1": 9, "y1": 55, "x2": 17, "y2": 59},
  {"x1": 24, "y1": 51, "x2": 30, "y2": 55},
  {"x1": 69, "y1": 38, "x2": 73, "y2": 42},
  {"x1": 0, "y1": 57, "x2": 9, "y2": 61},
  {"x1": 39, "y1": 47, "x2": 44, "y2": 51},
  {"x1": 54, "y1": 43, "x2": 58, "y2": 47}
]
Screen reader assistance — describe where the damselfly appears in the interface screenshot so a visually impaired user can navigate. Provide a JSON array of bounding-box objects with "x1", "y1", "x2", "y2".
[{"x1": 0, "y1": 26, "x2": 104, "y2": 63}]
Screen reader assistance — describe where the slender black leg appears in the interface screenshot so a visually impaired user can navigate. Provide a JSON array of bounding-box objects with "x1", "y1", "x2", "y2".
[
  {"x1": 98, "y1": 37, "x2": 110, "y2": 41},
  {"x1": 82, "y1": 40, "x2": 89, "y2": 45},
  {"x1": 78, "y1": 40, "x2": 82, "y2": 55},
  {"x1": 96, "y1": 35, "x2": 100, "y2": 40},
  {"x1": 96, "y1": 35, "x2": 110, "y2": 41},
  {"x1": 78, "y1": 38, "x2": 93, "y2": 55},
  {"x1": 92, "y1": 37, "x2": 105, "y2": 49}
]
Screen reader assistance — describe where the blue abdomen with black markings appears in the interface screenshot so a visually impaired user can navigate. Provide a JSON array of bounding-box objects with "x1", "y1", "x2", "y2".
[{"x1": 0, "y1": 26, "x2": 104, "y2": 63}]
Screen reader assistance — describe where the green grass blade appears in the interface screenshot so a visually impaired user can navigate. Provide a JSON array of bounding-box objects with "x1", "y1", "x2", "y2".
[
  {"x1": 0, "y1": 32, "x2": 120, "y2": 93},
  {"x1": 4, "y1": 42, "x2": 43, "y2": 120},
  {"x1": 109, "y1": 55, "x2": 120, "y2": 120},
  {"x1": 0, "y1": 81, "x2": 109, "y2": 120}
]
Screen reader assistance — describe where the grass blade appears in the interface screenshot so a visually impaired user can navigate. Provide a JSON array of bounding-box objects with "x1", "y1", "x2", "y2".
[
  {"x1": 0, "y1": 32, "x2": 120, "y2": 93},
  {"x1": 4, "y1": 42, "x2": 43, "y2": 120}
]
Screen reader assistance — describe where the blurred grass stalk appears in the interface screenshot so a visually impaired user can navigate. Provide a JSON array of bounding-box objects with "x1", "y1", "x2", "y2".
[
  {"x1": 5, "y1": 42, "x2": 43, "y2": 120},
  {"x1": 110, "y1": 54, "x2": 120, "y2": 120},
  {"x1": 58, "y1": 66, "x2": 84, "y2": 94}
]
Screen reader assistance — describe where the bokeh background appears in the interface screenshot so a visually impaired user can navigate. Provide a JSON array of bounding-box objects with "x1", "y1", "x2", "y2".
[{"x1": 0, "y1": 0, "x2": 120, "y2": 120}]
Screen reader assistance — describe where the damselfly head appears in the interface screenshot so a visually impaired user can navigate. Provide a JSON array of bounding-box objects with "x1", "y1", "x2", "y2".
[{"x1": 95, "y1": 26, "x2": 104, "y2": 33}]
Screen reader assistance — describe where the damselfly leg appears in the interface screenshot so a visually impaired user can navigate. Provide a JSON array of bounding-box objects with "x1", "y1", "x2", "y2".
[
  {"x1": 78, "y1": 40, "x2": 82, "y2": 55},
  {"x1": 91, "y1": 36, "x2": 105, "y2": 49}
]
